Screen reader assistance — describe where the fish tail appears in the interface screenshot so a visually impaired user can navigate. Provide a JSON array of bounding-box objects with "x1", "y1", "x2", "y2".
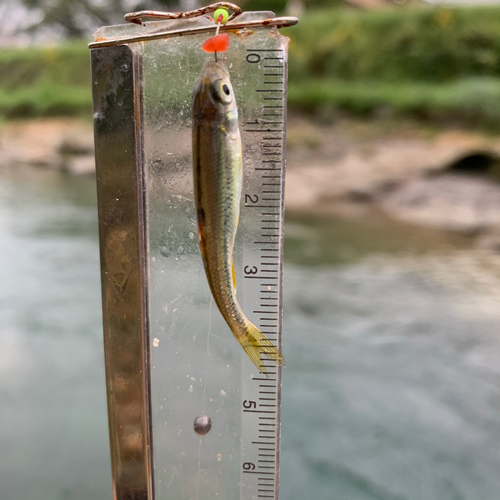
[{"x1": 238, "y1": 323, "x2": 285, "y2": 375}]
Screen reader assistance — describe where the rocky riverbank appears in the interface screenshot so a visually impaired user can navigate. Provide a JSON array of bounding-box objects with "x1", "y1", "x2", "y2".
[
  {"x1": 2, "y1": 117, "x2": 500, "y2": 250},
  {"x1": 285, "y1": 116, "x2": 500, "y2": 251},
  {"x1": 0, "y1": 119, "x2": 95, "y2": 175}
]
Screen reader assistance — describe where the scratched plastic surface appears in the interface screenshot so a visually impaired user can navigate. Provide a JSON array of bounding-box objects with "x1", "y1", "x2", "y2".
[{"x1": 140, "y1": 16, "x2": 288, "y2": 500}]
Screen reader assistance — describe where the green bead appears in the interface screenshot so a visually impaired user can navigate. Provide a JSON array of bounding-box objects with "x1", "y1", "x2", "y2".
[{"x1": 214, "y1": 8, "x2": 229, "y2": 24}]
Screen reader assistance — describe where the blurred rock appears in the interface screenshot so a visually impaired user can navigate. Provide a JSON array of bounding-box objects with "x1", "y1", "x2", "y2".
[
  {"x1": 381, "y1": 174, "x2": 500, "y2": 233},
  {"x1": 286, "y1": 120, "x2": 500, "y2": 213},
  {"x1": 285, "y1": 118, "x2": 500, "y2": 249},
  {"x1": 65, "y1": 156, "x2": 96, "y2": 176},
  {"x1": 0, "y1": 120, "x2": 64, "y2": 169},
  {"x1": 0, "y1": 119, "x2": 95, "y2": 174},
  {"x1": 59, "y1": 131, "x2": 94, "y2": 156},
  {"x1": 477, "y1": 227, "x2": 500, "y2": 253},
  {"x1": 4, "y1": 116, "x2": 500, "y2": 243}
]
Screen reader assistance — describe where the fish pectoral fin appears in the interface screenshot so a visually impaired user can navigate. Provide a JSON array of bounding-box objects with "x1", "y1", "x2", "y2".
[
  {"x1": 238, "y1": 323, "x2": 285, "y2": 376},
  {"x1": 198, "y1": 221, "x2": 207, "y2": 262}
]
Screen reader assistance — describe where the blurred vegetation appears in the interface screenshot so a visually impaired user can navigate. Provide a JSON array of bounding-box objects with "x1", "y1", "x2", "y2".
[
  {"x1": 4, "y1": 5, "x2": 500, "y2": 128},
  {"x1": 283, "y1": 5, "x2": 500, "y2": 127},
  {"x1": 288, "y1": 77, "x2": 500, "y2": 127},
  {"x1": 0, "y1": 43, "x2": 91, "y2": 118},
  {"x1": 240, "y1": 0, "x2": 341, "y2": 14},
  {"x1": 19, "y1": 0, "x2": 184, "y2": 38},
  {"x1": 286, "y1": 6, "x2": 500, "y2": 82}
]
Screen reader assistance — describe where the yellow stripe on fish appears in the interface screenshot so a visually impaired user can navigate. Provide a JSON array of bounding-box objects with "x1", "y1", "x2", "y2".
[{"x1": 192, "y1": 60, "x2": 285, "y2": 374}]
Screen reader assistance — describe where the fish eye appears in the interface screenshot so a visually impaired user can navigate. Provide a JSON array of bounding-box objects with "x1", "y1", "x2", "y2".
[{"x1": 212, "y1": 79, "x2": 232, "y2": 104}]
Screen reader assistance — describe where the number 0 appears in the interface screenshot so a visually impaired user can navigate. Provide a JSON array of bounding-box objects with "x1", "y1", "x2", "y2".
[{"x1": 246, "y1": 54, "x2": 261, "y2": 63}]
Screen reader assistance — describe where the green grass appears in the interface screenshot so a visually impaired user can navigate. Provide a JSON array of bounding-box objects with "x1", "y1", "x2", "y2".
[
  {"x1": 288, "y1": 77, "x2": 500, "y2": 127},
  {"x1": 284, "y1": 5, "x2": 500, "y2": 83},
  {"x1": 0, "y1": 83, "x2": 91, "y2": 118},
  {"x1": 3, "y1": 6, "x2": 500, "y2": 128},
  {"x1": 0, "y1": 41, "x2": 92, "y2": 119},
  {"x1": 0, "y1": 42, "x2": 91, "y2": 88},
  {"x1": 284, "y1": 5, "x2": 500, "y2": 128}
]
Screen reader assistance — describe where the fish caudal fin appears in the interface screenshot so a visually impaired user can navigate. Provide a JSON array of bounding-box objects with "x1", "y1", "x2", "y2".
[{"x1": 239, "y1": 323, "x2": 285, "y2": 375}]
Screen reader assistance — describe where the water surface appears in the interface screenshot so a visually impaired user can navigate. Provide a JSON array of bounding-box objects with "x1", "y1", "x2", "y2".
[{"x1": 1, "y1": 166, "x2": 500, "y2": 500}]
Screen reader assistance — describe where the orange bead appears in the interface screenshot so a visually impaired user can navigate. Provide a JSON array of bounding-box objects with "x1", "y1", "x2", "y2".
[{"x1": 201, "y1": 34, "x2": 230, "y2": 53}]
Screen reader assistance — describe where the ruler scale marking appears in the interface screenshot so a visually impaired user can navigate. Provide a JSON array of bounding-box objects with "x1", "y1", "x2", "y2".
[{"x1": 241, "y1": 45, "x2": 284, "y2": 500}]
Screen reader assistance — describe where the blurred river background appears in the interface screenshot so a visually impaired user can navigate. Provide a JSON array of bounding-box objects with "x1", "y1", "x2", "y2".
[
  {"x1": 2, "y1": 0, "x2": 500, "y2": 499},
  {"x1": 3, "y1": 150, "x2": 500, "y2": 500}
]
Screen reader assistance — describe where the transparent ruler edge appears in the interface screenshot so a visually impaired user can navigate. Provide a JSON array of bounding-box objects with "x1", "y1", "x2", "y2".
[{"x1": 240, "y1": 37, "x2": 287, "y2": 500}]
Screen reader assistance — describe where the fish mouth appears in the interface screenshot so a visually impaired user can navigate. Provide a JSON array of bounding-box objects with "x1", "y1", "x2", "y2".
[
  {"x1": 193, "y1": 60, "x2": 231, "y2": 99},
  {"x1": 192, "y1": 60, "x2": 235, "y2": 117},
  {"x1": 197, "y1": 60, "x2": 230, "y2": 83}
]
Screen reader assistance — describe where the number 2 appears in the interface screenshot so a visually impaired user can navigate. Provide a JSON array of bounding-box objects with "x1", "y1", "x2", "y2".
[{"x1": 245, "y1": 194, "x2": 259, "y2": 204}]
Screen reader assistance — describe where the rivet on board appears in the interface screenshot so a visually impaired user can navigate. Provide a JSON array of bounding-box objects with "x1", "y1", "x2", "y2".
[{"x1": 194, "y1": 414, "x2": 212, "y2": 435}]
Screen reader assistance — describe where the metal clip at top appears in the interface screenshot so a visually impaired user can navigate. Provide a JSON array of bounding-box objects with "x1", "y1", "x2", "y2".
[
  {"x1": 124, "y1": 2, "x2": 243, "y2": 25},
  {"x1": 89, "y1": 2, "x2": 298, "y2": 48}
]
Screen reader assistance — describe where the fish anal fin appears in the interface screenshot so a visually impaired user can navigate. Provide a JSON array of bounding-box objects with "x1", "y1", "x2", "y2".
[{"x1": 232, "y1": 261, "x2": 237, "y2": 291}]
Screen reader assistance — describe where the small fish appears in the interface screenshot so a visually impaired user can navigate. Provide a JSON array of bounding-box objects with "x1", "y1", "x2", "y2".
[{"x1": 192, "y1": 60, "x2": 285, "y2": 374}]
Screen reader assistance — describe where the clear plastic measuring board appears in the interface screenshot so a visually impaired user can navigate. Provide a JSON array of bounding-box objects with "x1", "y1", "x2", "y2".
[{"x1": 90, "y1": 5, "x2": 297, "y2": 500}]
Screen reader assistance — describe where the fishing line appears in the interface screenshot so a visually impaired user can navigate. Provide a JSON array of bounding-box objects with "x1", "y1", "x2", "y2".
[{"x1": 215, "y1": 12, "x2": 223, "y2": 61}]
